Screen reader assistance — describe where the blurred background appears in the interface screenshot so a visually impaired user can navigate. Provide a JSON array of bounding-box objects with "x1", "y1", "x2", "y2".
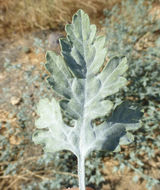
[{"x1": 0, "y1": 0, "x2": 160, "y2": 190}]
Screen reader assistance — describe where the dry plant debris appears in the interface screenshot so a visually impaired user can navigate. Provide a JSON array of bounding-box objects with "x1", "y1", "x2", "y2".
[{"x1": 0, "y1": 0, "x2": 121, "y2": 39}]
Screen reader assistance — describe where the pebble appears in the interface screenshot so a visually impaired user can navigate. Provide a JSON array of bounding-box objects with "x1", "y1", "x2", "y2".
[
  {"x1": 10, "y1": 96, "x2": 21, "y2": 105},
  {"x1": 23, "y1": 46, "x2": 31, "y2": 54}
]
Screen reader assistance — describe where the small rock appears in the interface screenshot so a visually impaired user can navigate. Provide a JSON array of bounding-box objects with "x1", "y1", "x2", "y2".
[
  {"x1": 10, "y1": 96, "x2": 21, "y2": 105},
  {"x1": 23, "y1": 46, "x2": 31, "y2": 54}
]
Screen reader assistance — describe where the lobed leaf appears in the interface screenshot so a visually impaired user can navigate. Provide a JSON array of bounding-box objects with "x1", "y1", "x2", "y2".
[{"x1": 33, "y1": 9, "x2": 142, "y2": 160}]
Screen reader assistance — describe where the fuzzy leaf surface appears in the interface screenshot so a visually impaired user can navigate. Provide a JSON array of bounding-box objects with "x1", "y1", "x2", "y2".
[{"x1": 33, "y1": 9, "x2": 141, "y2": 159}]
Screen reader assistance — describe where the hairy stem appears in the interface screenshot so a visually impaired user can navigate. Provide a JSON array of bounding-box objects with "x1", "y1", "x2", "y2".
[{"x1": 78, "y1": 155, "x2": 85, "y2": 190}]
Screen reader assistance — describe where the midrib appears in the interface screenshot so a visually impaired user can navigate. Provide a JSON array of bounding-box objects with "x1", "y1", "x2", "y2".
[{"x1": 78, "y1": 17, "x2": 89, "y2": 158}]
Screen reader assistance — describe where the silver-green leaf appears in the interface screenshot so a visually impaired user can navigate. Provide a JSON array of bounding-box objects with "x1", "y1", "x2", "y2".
[
  {"x1": 33, "y1": 9, "x2": 142, "y2": 162},
  {"x1": 33, "y1": 10, "x2": 143, "y2": 190}
]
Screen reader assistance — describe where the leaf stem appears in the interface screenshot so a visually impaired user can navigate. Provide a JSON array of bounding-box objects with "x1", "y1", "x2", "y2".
[{"x1": 78, "y1": 155, "x2": 85, "y2": 190}]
